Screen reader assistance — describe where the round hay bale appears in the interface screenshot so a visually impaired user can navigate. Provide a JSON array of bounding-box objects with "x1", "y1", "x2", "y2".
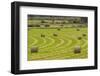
[
  {"x1": 41, "y1": 34, "x2": 45, "y2": 37},
  {"x1": 76, "y1": 28, "x2": 80, "y2": 31},
  {"x1": 31, "y1": 47, "x2": 38, "y2": 53},
  {"x1": 53, "y1": 33, "x2": 58, "y2": 36},
  {"x1": 77, "y1": 37, "x2": 82, "y2": 40},
  {"x1": 74, "y1": 46, "x2": 81, "y2": 54},
  {"x1": 82, "y1": 33, "x2": 86, "y2": 36},
  {"x1": 57, "y1": 28, "x2": 61, "y2": 31}
]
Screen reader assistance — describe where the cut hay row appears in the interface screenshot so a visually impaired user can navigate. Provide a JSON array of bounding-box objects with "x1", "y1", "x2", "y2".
[
  {"x1": 29, "y1": 32, "x2": 87, "y2": 52},
  {"x1": 38, "y1": 31, "x2": 63, "y2": 49},
  {"x1": 30, "y1": 45, "x2": 86, "y2": 60},
  {"x1": 56, "y1": 34, "x2": 79, "y2": 48},
  {"x1": 64, "y1": 31, "x2": 87, "y2": 47},
  {"x1": 40, "y1": 37, "x2": 61, "y2": 49},
  {"x1": 28, "y1": 36, "x2": 38, "y2": 45},
  {"x1": 81, "y1": 39, "x2": 88, "y2": 48},
  {"x1": 54, "y1": 36, "x2": 73, "y2": 49},
  {"x1": 29, "y1": 45, "x2": 87, "y2": 60},
  {"x1": 28, "y1": 34, "x2": 72, "y2": 55},
  {"x1": 40, "y1": 36, "x2": 62, "y2": 49},
  {"x1": 28, "y1": 35, "x2": 44, "y2": 47},
  {"x1": 28, "y1": 28, "x2": 88, "y2": 60},
  {"x1": 38, "y1": 34, "x2": 72, "y2": 51},
  {"x1": 39, "y1": 36, "x2": 55, "y2": 48},
  {"x1": 62, "y1": 34, "x2": 86, "y2": 49},
  {"x1": 53, "y1": 38, "x2": 86, "y2": 53},
  {"x1": 38, "y1": 32, "x2": 86, "y2": 54},
  {"x1": 29, "y1": 47, "x2": 87, "y2": 60},
  {"x1": 55, "y1": 38, "x2": 65, "y2": 47},
  {"x1": 28, "y1": 35, "x2": 86, "y2": 52},
  {"x1": 40, "y1": 35, "x2": 73, "y2": 51},
  {"x1": 43, "y1": 43, "x2": 87, "y2": 59},
  {"x1": 40, "y1": 36, "x2": 66, "y2": 48},
  {"x1": 36, "y1": 37, "x2": 47, "y2": 47},
  {"x1": 29, "y1": 34, "x2": 54, "y2": 48},
  {"x1": 28, "y1": 37, "x2": 38, "y2": 48}
]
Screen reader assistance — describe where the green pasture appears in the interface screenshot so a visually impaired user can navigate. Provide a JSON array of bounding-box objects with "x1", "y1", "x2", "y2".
[{"x1": 28, "y1": 27, "x2": 88, "y2": 61}]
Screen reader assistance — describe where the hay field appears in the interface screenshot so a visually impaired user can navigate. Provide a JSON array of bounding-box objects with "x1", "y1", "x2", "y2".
[{"x1": 28, "y1": 27, "x2": 88, "y2": 61}]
